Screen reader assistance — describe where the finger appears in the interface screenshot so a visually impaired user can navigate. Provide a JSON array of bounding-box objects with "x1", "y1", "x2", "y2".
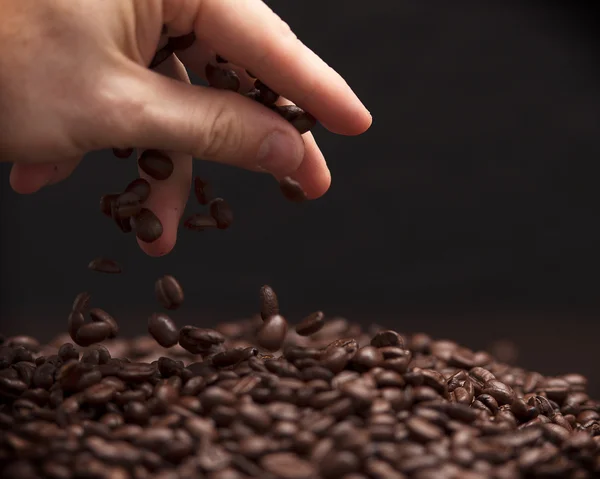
[
  {"x1": 163, "y1": 0, "x2": 372, "y2": 136},
  {"x1": 136, "y1": 55, "x2": 193, "y2": 257},
  {"x1": 9, "y1": 159, "x2": 80, "y2": 194},
  {"x1": 114, "y1": 62, "x2": 306, "y2": 179}
]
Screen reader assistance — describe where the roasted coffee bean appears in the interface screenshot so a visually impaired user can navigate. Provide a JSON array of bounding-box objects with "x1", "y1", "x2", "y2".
[
  {"x1": 74, "y1": 322, "x2": 112, "y2": 347},
  {"x1": 209, "y1": 198, "x2": 233, "y2": 229},
  {"x1": 148, "y1": 313, "x2": 179, "y2": 348},
  {"x1": 124, "y1": 178, "x2": 152, "y2": 203},
  {"x1": 193, "y1": 176, "x2": 214, "y2": 205},
  {"x1": 371, "y1": 330, "x2": 404, "y2": 348},
  {"x1": 168, "y1": 32, "x2": 196, "y2": 50},
  {"x1": 131, "y1": 208, "x2": 163, "y2": 243},
  {"x1": 254, "y1": 79, "x2": 279, "y2": 106},
  {"x1": 259, "y1": 285, "x2": 280, "y2": 320},
  {"x1": 179, "y1": 326, "x2": 225, "y2": 354},
  {"x1": 261, "y1": 452, "x2": 316, "y2": 479},
  {"x1": 87, "y1": 257, "x2": 122, "y2": 274},
  {"x1": 279, "y1": 176, "x2": 308, "y2": 203},
  {"x1": 138, "y1": 150, "x2": 174, "y2": 180},
  {"x1": 89, "y1": 308, "x2": 119, "y2": 338},
  {"x1": 205, "y1": 64, "x2": 240, "y2": 91},
  {"x1": 155, "y1": 275, "x2": 184, "y2": 310},
  {"x1": 112, "y1": 148, "x2": 133, "y2": 158},
  {"x1": 295, "y1": 311, "x2": 324, "y2": 336},
  {"x1": 273, "y1": 105, "x2": 317, "y2": 134},
  {"x1": 256, "y1": 315, "x2": 288, "y2": 351},
  {"x1": 100, "y1": 193, "x2": 119, "y2": 217},
  {"x1": 67, "y1": 311, "x2": 85, "y2": 341},
  {"x1": 183, "y1": 214, "x2": 218, "y2": 231},
  {"x1": 113, "y1": 192, "x2": 142, "y2": 219}
]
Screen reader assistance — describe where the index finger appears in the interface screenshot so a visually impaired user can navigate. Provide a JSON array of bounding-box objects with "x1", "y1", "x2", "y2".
[{"x1": 191, "y1": 0, "x2": 372, "y2": 136}]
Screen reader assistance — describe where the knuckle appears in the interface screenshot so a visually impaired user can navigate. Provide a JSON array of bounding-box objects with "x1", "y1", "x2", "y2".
[{"x1": 200, "y1": 101, "x2": 245, "y2": 159}]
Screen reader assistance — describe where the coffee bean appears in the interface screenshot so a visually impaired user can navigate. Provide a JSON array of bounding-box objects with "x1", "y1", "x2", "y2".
[
  {"x1": 168, "y1": 32, "x2": 196, "y2": 51},
  {"x1": 273, "y1": 105, "x2": 317, "y2": 134},
  {"x1": 371, "y1": 330, "x2": 404, "y2": 348},
  {"x1": 261, "y1": 452, "x2": 316, "y2": 479},
  {"x1": 482, "y1": 380, "x2": 515, "y2": 405},
  {"x1": 205, "y1": 64, "x2": 240, "y2": 92},
  {"x1": 279, "y1": 177, "x2": 308, "y2": 203},
  {"x1": 193, "y1": 176, "x2": 214, "y2": 205},
  {"x1": 183, "y1": 214, "x2": 218, "y2": 232},
  {"x1": 100, "y1": 193, "x2": 119, "y2": 217},
  {"x1": 148, "y1": 313, "x2": 179, "y2": 348},
  {"x1": 87, "y1": 257, "x2": 122, "y2": 274},
  {"x1": 254, "y1": 79, "x2": 280, "y2": 106},
  {"x1": 112, "y1": 148, "x2": 133, "y2": 158},
  {"x1": 256, "y1": 315, "x2": 288, "y2": 351},
  {"x1": 179, "y1": 326, "x2": 225, "y2": 354},
  {"x1": 113, "y1": 192, "x2": 142, "y2": 219},
  {"x1": 138, "y1": 150, "x2": 174, "y2": 181},
  {"x1": 131, "y1": 208, "x2": 163, "y2": 243},
  {"x1": 89, "y1": 308, "x2": 119, "y2": 338},
  {"x1": 259, "y1": 285, "x2": 280, "y2": 320},
  {"x1": 209, "y1": 198, "x2": 233, "y2": 229},
  {"x1": 154, "y1": 275, "x2": 184, "y2": 310},
  {"x1": 124, "y1": 178, "x2": 152, "y2": 203},
  {"x1": 74, "y1": 322, "x2": 112, "y2": 347}
]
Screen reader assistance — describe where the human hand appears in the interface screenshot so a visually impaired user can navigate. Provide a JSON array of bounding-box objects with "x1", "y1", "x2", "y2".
[{"x1": 0, "y1": 0, "x2": 371, "y2": 256}]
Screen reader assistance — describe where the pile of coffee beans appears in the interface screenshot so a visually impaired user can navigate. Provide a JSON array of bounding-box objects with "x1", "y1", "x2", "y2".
[{"x1": 1, "y1": 282, "x2": 599, "y2": 478}]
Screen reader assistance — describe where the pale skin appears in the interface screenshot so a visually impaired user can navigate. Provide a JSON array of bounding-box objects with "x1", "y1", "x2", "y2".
[{"x1": 0, "y1": 0, "x2": 372, "y2": 256}]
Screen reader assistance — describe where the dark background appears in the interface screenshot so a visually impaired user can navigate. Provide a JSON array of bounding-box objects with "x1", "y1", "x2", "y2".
[{"x1": 2, "y1": 1, "x2": 600, "y2": 395}]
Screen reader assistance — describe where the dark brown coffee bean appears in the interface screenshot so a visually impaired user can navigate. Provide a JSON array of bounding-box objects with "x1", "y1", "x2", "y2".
[
  {"x1": 155, "y1": 275, "x2": 184, "y2": 310},
  {"x1": 179, "y1": 326, "x2": 225, "y2": 354},
  {"x1": 482, "y1": 379, "x2": 515, "y2": 405},
  {"x1": 256, "y1": 315, "x2": 288, "y2": 351},
  {"x1": 261, "y1": 452, "x2": 316, "y2": 479},
  {"x1": 193, "y1": 176, "x2": 214, "y2": 205},
  {"x1": 100, "y1": 193, "x2": 119, "y2": 217},
  {"x1": 74, "y1": 322, "x2": 112, "y2": 347},
  {"x1": 293, "y1": 311, "x2": 324, "y2": 336},
  {"x1": 148, "y1": 313, "x2": 179, "y2": 348},
  {"x1": 371, "y1": 330, "x2": 404, "y2": 348},
  {"x1": 279, "y1": 177, "x2": 308, "y2": 203},
  {"x1": 205, "y1": 64, "x2": 240, "y2": 91},
  {"x1": 72, "y1": 291, "x2": 91, "y2": 313},
  {"x1": 87, "y1": 257, "x2": 122, "y2": 274},
  {"x1": 183, "y1": 214, "x2": 218, "y2": 231},
  {"x1": 124, "y1": 401, "x2": 150, "y2": 425},
  {"x1": 131, "y1": 208, "x2": 163, "y2": 243},
  {"x1": 406, "y1": 417, "x2": 444, "y2": 442},
  {"x1": 138, "y1": 150, "x2": 174, "y2": 180},
  {"x1": 113, "y1": 192, "x2": 142, "y2": 218},
  {"x1": 254, "y1": 79, "x2": 280, "y2": 106},
  {"x1": 112, "y1": 148, "x2": 133, "y2": 158},
  {"x1": 273, "y1": 105, "x2": 317, "y2": 134},
  {"x1": 89, "y1": 308, "x2": 119, "y2": 338},
  {"x1": 125, "y1": 178, "x2": 151, "y2": 203},
  {"x1": 168, "y1": 32, "x2": 196, "y2": 51},
  {"x1": 259, "y1": 284, "x2": 280, "y2": 321},
  {"x1": 67, "y1": 311, "x2": 85, "y2": 340},
  {"x1": 209, "y1": 198, "x2": 233, "y2": 229}
]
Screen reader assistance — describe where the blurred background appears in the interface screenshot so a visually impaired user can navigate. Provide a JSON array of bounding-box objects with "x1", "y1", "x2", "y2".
[{"x1": 2, "y1": 0, "x2": 600, "y2": 395}]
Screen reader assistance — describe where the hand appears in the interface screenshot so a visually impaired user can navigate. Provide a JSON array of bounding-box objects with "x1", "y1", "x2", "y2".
[{"x1": 0, "y1": 0, "x2": 371, "y2": 256}]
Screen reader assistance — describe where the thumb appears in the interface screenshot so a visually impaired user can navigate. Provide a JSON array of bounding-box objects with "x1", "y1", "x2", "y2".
[{"x1": 117, "y1": 64, "x2": 306, "y2": 178}]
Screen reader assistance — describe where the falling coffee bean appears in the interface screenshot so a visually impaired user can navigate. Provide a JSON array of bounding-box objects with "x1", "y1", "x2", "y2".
[
  {"x1": 205, "y1": 64, "x2": 240, "y2": 92},
  {"x1": 155, "y1": 275, "x2": 184, "y2": 310},
  {"x1": 114, "y1": 192, "x2": 142, "y2": 219},
  {"x1": 99, "y1": 194, "x2": 119, "y2": 218},
  {"x1": 72, "y1": 292, "x2": 91, "y2": 313},
  {"x1": 168, "y1": 32, "x2": 196, "y2": 51},
  {"x1": 124, "y1": 178, "x2": 151, "y2": 203},
  {"x1": 87, "y1": 258, "x2": 122, "y2": 274},
  {"x1": 279, "y1": 177, "x2": 307, "y2": 203},
  {"x1": 148, "y1": 313, "x2": 179, "y2": 348},
  {"x1": 273, "y1": 105, "x2": 317, "y2": 134},
  {"x1": 183, "y1": 214, "x2": 218, "y2": 232},
  {"x1": 131, "y1": 208, "x2": 163, "y2": 243},
  {"x1": 193, "y1": 176, "x2": 213, "y2": 205},
  {"x1": 89, "y1": 308, "x2": 119, "y2": 338},
  {"x1": 295, "y1": 311, "x2": 325, "y2": 336},
  {"x1": 138, "y1": 150, "x2": 174, "y2": 181},
  {"x1": 259, "y1": 285, "x2": 280, "y2": 320},
  {"x1": 256, "y1": 315, "x2": 288, "y2": 351},
  {"x1": 112, "y1": 148, "x2": 133, "y2": 158},
  {"x1": 209, "y1": 198, "x2": 233, "y2": 230},
  {"x1": 74, "y1": 322, "x2": 112, "y2": 347}
]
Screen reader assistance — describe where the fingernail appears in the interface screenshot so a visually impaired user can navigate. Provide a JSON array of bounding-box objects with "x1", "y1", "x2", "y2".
[{"x1": 257, "y1": 131, "x2": 303, "y2": 176}]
